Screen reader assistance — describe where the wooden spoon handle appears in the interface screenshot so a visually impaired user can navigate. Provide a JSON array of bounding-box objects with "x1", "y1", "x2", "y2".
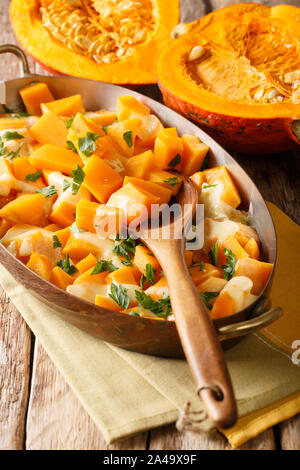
[{"x1": 148, "y1": 238, "x2": 237, "y2": 429}]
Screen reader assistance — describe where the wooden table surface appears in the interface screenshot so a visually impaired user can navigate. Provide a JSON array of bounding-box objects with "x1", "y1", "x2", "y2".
[{"x1": 0, "y1": 0, "x2": 299, "y2": 450}]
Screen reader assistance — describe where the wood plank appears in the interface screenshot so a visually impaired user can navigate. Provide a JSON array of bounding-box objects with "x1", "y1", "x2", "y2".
[
  {"x1": 279, "y1": 414, "x2": 300, "y2": 450},
  {"x1": 149, "y1": 423, "x2": 276, "y2": 450},
  {"x1": 26, "y1": 341, "x2": 147, "y2": 450},
  {"x1": 0, "y1": 287, "x2": 31, "y2": 450}
]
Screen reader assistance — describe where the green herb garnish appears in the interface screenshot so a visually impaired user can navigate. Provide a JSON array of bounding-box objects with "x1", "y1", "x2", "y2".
[
  {"x1": 5, "y1": 142, "x2": 25, "y2": 160},
  {"x1": 66, "y1": 140, "x2": 78, "y2": 154},
  {"x1": 53, "y1": 235, "x2": 62, "y2": 248},
  {"x1": 63, "y1": 179, "x2": 71, "y2": 192},
  {"x1": 122, "y1": 130, "x2": 132, "y2": 147},
  {"x1": 2, "y1": 131, "x2": 24, "y2": 140},
  {"x1": 145, "y1": 263, "x2": 156, "y2": 286},
  {"x1": 200, "y1": 291, "x2": 219, "y2": 310},
  {"x1": 209, "y1": 242, "x2": 218, "y2": 266},
  {"x1": 71, "y1": 165, "x2": 85, "y2": 195},
  {"x1": 0, "y1": 137, "x2": 7, "y2": 156},
  {"x1": 168, "y1": 153, "x2": 181, "y2": 168},
  {"x1": 163, "y1": 176, "x2": 180, "y2": 187},
  {"x1": 36, "y1": 185, "x2": 57, "y2": 198},
  {"x1": 109, "y1": 283, "x2": 130, "y2": 309},
  {"x1": 91, "y1": 260, "x2": 118, "y2": 275},
  {"x1": 78, "y1": 132, "x2": 100, "y2": 156},
  {"x1": 189, "y1": 262, "x2": 205, "y2": 271},
  {"x1": 57, "y1": 253, "x2": 78, "y2": 275},
  {"x1": 200, "y1": 152, "x2": 209, "y2": 171},
  {"x1": 70, "y1": 224, "x2": 87, "y2": 234},
  {"x1": 112, "y1": 235, "x2": 136, "y2": 266},
  {"x1": 203, "y1": 184, "x2": 218, "y2": 189},
  {"x1": 66, "y1": 116, "x2": 74, "y2": 129},
  {"x1": 10, "y1": 112, "x2": 31, "y2": 118},
  {"x1": 2, "y1": 104, "x2": 13, "y2": 113},
  {"x1": 135, "y1": 290, "x2": 171, "y2": 318},
  {"x1": 221, "y1": 249, "x2": 236, "y2": 281},
  {"x1": 25, "y1": 170, "x2": 42, "y2": 182}
]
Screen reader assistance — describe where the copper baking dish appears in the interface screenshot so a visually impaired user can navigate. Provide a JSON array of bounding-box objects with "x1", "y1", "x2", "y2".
[{"x1": 0, "y1": 45, "x2": 281, "y2": 358}]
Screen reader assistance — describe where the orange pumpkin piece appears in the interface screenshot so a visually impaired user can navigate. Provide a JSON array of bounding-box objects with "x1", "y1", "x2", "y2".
[
  {"x1": 44, "y1": 223, "x2": 60, "y2": 232},
  {"x1": 154, "y1": 128, "x2": 183, "y2": 170},
  {"x1": 145, "y1": 276, "x2": 169, "y2": 301},
  {"x1": 0, "y1": 118, "x2": 27, "y2": 131},
  {"x1": 123, "y1": 176, "x2": 172, "y2": 205},
  {"x1": 133, "y1": 245, "x2": 161, "y2": 276},
  {"x1": 218, "y1": 235, "x2": 249, "y2": 266},
  {"x1": 188, "y1": 263, "x2": 222, "y2": 285},
  {"x1": 106, "y1": 118, "x2": 141, "y2": 157},
  {"x1": 210, "y1": 291, "x2": 236, "y2": 319},
  {"x1": 27, "y1": 252, "x2": 52, "y2": 281},
  {"x1": 147, "y1": 170, "x2": 183, "y2": 196},
  {"x1": 19, "y1": 82, "x2": 54, "y2": 115},
  {"x1": 62, "y1": 235, "x2": 101, "y2": 260},
  {"x1": 85, "y1": 110, "x2": 117, "y2": 127},
  {"x1": 124, "y1": 150, "x2": 157, "y2": 178},
  {"x1": 244, "y1": 237, "x2": 260, "y2": 260},
  {"x1": 106, "y1": 266, "x2": 138, "y2": 286},
  {"x1": 135, "y1": 114, "x2": 164, "y2": 147},
  {"x1": 53, "y1": 227, "x2": 71, "y2": 249},
  {"x1": 71, "y1": 113, "x2": 105, "y2": 140},
  {"x1": 75, "y1": 253, "x2": 97, "y2": 273},
  {"x1": 234, "y1": 258, "x2": 273, "y2": 295},
  {"x1": 116, "y1": 96, "x2": 150, "y2": 121},
  {"x1": 12, "y1": 156, "x2": 44, "y2": 188},
  {"x1": 50, "y1": 265, "x2": 74, "y2": 290},
  {"x1": 95, "y1": 294, "x2": 122, "y2": 312},
  {"x1": 49, "y1": 201, "x2": 75, "y2": 228},
  {"x1": 0, "y1": 193, "x2": 50, "y2": 226},
  {"x1": 107, "y1": 182, "x2": 160, "y2": 225},
  {"x1": 29, "y1": 111, "x2": 68, "y2": 147},
  {"x1": 181, "y1": 134, "x2": 209, "y2": 176},
  {"x1": 41, "y1": 94, "x2": 85, "y2": 116},
  {"x1": 202, "y1": 166, "x2": 241, "y2": 208},
  {"x1": 83, "y1": 155, "x2": 123, "y2": 203},
  {"x1": 74, "y1": 267, "x2": 107, "y2": 285},
  {"x1": 76, "y1": 200, "x2": 98, "y2": 233},
  {"x1": 29, "y1": 144, "x2": 82, "y2": 175}
]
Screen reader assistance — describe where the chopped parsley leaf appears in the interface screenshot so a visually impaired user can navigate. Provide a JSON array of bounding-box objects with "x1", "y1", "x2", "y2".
[
  {"x1": 122, "y1": 130, "x2": 132, "y2": 147},
  {"x1": 209, "y1": 242, "x2": 218, "y2": 266},
  {"x1": 57, "y1": 253, "x2": 77, "y2": 275},
  {"x1": 221, "y1": 249, "x2": 236, "y2": 281},
  {"x1": 168, "y1": 153, "x2": 181, "y2": 168},
  {"x1": 91, "y1": 260, "x2": 118, "y2": 275},
  {"x1": 36, "y1": 185, "x2": 57, "y2": 198},
  {"x1": 109, "y1": 283, "x2": 130, "y2": 309},
  {"x1": 25, "y1": 170, "x2": 42, "y2": 182},
  {"x1": 53, "y1": 235, "x2": 62, "y2": 248},
  {"x1": 78, "y1": 132, "x2": 100, "y2": 156}
]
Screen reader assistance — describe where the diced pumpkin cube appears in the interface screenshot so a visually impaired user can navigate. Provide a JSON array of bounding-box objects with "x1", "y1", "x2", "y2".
[
  {"x1": 75, "y1": 253, "x2": 97, "y2": 273},
  {"x1": 29, "y1": 111, "x2": 68, "y2": 147},
  {"x1": 27, "y1": 251, "x2": 52, "y2": 281},
  {"x1": 145, "y1": 277, "x2": 169, "y2": 301},
  {"x1": 124, "y1": 150, "x2": 157, "y2": 178},
  {"x1": 218, "y1": 235, "x2": 249, "y2": 266},
  {"x1": 83, "y1": 155, "x2": 123, "y2": 203},
  {"x1": 188, "y1": 263, "x2": 222, "y2": 285},
  {"x1": 74, "y1": 267, "x2": 107, "y2": 285},
  {"x1": 190, "y1": 171, "x2": 206, "y2": 192},
  {"x1": 85, "y1": 110, "x2": 117, "y2": 127},
  {"x1": 19, "y1": 82, "x2": 54, "y2": 115},
  {"x1": 135, "y1": 114, "x2": 164, "y2": 147},
  {"x1": 244, "y1": 237, "x2": 260, "y2": 260},
  {"x1": 154, "y1": 128, "x2": 183, "y2": 170},
  {"x1": 117, "y1": 96, "x2": 150, "y2": 121},
  {"x1": 234, "y1": 258, "x2": 273, "y2": 295},
  {"x1": 44, "y1": 223, "x2": 60, "y2": 232},
  {"x1": 147, "y1": 170, "x2": 183, "y2": 196},
  {"x1": 12, "y1": 156, "x2": 44, "y2": 188},
  {"x1": 107, "y1": 182, "x2": 159, "y2": 225},
  {"x1": 76, "y1": 199, "x2": 98, "y2": 233},
  {"x1": 197, "y1": 276, "x2": 227, "y2": 294},
  {"x1": 29, "y1": 144, "x2": 82, "y2": 175},
  {"x1": 0, "y1": 118, "x2": 27, "y2": 131},
  {"x1": 41, "y1": 94, "x2": 85, "y2": 116},
  {"x1": 62, "y1": 233, "x2": 102, "y2": 260},
  {"x1": 133, "y1": 245, "x2": 161, "y2": 277},
  {"x1": 106, "y1": 118, "x2": 141, "y2": 157},
  {"x1": 211, "y1": 276, "x2": 256, "y2": 319},
  {"x1": 49, "y1": 201, "x2": 75, "y2": 228},
  {"x1": 0, "y1": 193, "x2": 50, "y2": 226},
  {"x1": 123, "y1": 176, "x2": 172, "y2": 205},
  {"x1": 53, "y1": 226, "x2": 71, "y2": 248},
  {"x1": 71, "y1": 112, "x2": 105, "y2": 139},
  {"x1": 95, "y1": 294, "x2": 122, "y2": 311},
  {"x1": 50, "y1": 265, "x2": 74, "y2": 290},
  {"x1": 106, "y1": 266, "x2": 139, "y2": 286},
  {"x1": 181, "y1": 134, "x2": 209, "y2": 176},
  {"x1": 202, "y1": 166, "x2": 241, "y2": 208}
]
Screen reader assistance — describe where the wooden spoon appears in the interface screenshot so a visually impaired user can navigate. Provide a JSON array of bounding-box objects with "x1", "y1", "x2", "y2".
[{"x1": 138, "y1": 174, "x2": 237, "y2": 429}]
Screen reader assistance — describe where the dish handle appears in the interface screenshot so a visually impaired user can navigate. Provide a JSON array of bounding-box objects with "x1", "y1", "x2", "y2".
[
  {"x1": 0, "y1": 44, "x2": 31, "y2": 77},
  {"x1": 218, "y1": 304, "x2": 282, "y2": 341}
]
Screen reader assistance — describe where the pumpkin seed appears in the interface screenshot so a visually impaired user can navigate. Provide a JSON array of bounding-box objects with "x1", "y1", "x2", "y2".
[
  {"x1": 254, "y1": 88, "x2": 264, "y2": 101},
  {"x1": 266, "y1": 89, "x2": 277, "y2": 100},
  {"x1": 284, "y1": 70, "x2": 300, "y2": 84},
  {"x1": 188, "y1": 46, "x2": 205, "y2": 62},
  {"x1": 171, "y1": 23, "x2": 187, "y2": 39}
]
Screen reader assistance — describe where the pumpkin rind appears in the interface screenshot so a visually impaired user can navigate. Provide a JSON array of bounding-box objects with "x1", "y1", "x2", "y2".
[
  {"x1": 10, "y1": 0, "x2": 180, "y2": 85},
  {"x1": 157, "y1": 3, "x2": 300, "y2": 154}
]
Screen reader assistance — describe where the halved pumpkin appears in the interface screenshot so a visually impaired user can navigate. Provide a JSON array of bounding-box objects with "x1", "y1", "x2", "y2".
[
  {"x1": 157, "y1": 3, "x2": 300, "y2": 154},
  {"x1": 10, "y1": 0, "x2": 180, "y2": 84}
]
